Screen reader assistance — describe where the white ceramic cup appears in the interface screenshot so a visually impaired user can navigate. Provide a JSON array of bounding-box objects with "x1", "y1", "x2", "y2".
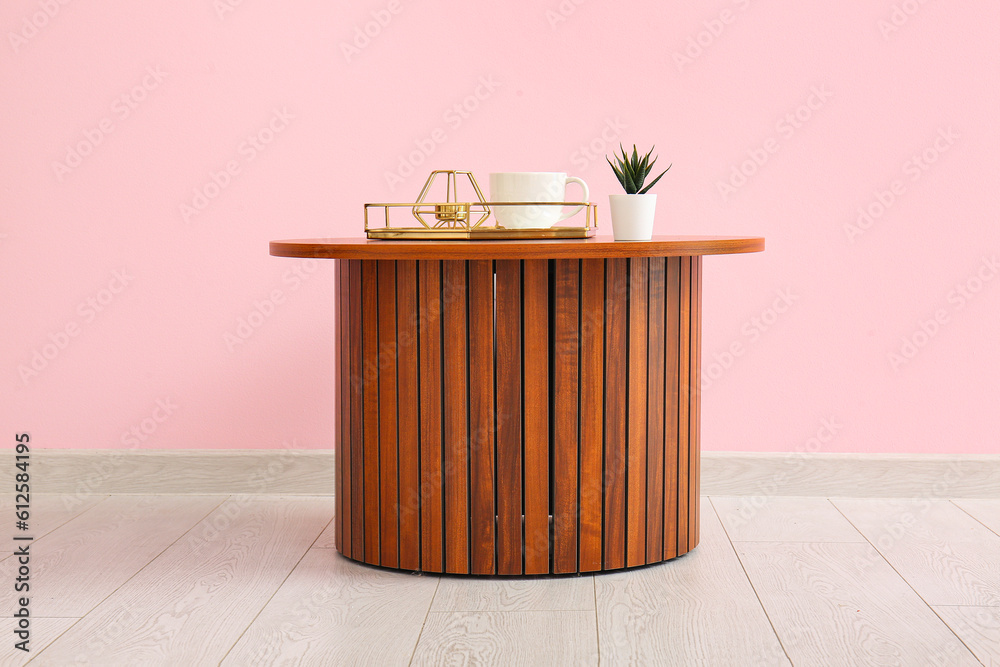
[{"x1": 489, "y1": 172, "x2": 589, "y2": 229}]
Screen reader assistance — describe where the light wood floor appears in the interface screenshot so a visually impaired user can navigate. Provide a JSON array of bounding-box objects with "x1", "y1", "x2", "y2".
[{"x1": 2, "y1": 495, "x2": 998, "y2": 666}]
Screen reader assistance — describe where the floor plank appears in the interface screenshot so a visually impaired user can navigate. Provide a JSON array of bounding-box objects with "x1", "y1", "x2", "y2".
[
  {"x1": 711, "y1": 496, "x2": 865, "y2": 543},
  {"x1": 313, "y1": 513, "x2": 337, "y2": 549},
  {"x1": 834, "y1": 498, "x2": 1000, "y2": 606},
  {"x1": 0, "y1": 495, "x2": 223, "y2": 617},
  {"x1": 596, "y1": 499, "x2": 789, "y2": 666},
  {"x1": 30, "y1": 497, "x2": 330, "y2": 666},
  {"x1": 412, "y1": 611, "x2": 598, "y2": 666},
  {"x1": 933, "y1": 605, "x2": 1000, "y2": 664},
  {"x1": 0, "y1": 618, "x2": 78, "y2": 667},
  {"x1": 952, "y1": 499, "x2": 1000, "y2": 536},
  {"x1": 736, "y1": 541, "x2": 979, "y2": 666},
  {"x1": 430, "y1": 575, "x2": 595, "y2": 612},
  {"x1": 0, "y1": 494, "x2": 107, "y2": 541},
  {"x1": 223, "y1": 549, "x2": 438, "y2": 665}
]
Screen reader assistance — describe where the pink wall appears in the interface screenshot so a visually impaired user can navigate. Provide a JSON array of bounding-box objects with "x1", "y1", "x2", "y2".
[{"x1": 3, "y1": 1, "x2": 998, "y2": 454}]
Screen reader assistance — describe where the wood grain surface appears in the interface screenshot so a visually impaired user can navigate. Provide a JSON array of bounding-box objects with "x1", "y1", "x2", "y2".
[
  {"x1": 833, "y1": 498, "x2": 1000, "y2": 606},
  {"x1": 522, "y1": 259, "x2": 550, "y2": 574},
  {"x1": 442, "y1": 259, "x2": 469, "y2": 573},
  {"x1": 412, "y1": 611, "x2": 599, "y2": 666},
  {"x1": 0, "y1": 495, "x2": 223, "y2": 617},
  {"x1": 396, "y1": 259, "x2": 420, "y2": 571},
  {"x1": 468, "y1": 259, "x2": 496, "y2": 575},
  {"x1": 596, "y1": 499, "x2": 788, "y2": 665},
  {"x1": 376, "y1": 259, "x2": 399, "y2": 568},
  {"x1": 495, "y1": 259, "x2": 523, "y2": 575},
  {"x1": 626, "y1": 257, "x2": 648, "y2": 567},
  {"x1": 361, "y1": 259, "x2": 380, "y2": 565},
  {"x1": 603, "y1": 257, "x2": 628, "y2": 571},
  {"x1": 553, "y1": 259, "x2": 580, "y2": 574},
  {"x1": 736, "y1": 540, "x2": 980, "y2": 666},
  {"x1": 417, "y1": 259, "x2": 444, "y2": 573},
  {"x1": 579, "y1": 258, "x2": 605, "y2": 573},
  {"x1": 271, "y1": 235, "x2": 764, "y2": 260},
  {"x1": 349, "y1": 259, "x2": 365, "y2": 559},
  {"x1": 222, "y1": 550, "x2": 438, "y2": 667},
  {"x1": 30, "y1": 498, "x2": 331, "y2": 666}
]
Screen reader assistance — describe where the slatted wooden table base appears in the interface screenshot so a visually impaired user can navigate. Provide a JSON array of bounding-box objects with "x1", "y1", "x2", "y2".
[{"x1": 272, "y1": 236, "x2": 764, "y2": 575}]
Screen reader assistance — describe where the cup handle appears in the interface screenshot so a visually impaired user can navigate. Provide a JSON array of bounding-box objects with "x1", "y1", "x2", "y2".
[{"x1": 557, "y1": 176, "x2": 590, "y2": 222}]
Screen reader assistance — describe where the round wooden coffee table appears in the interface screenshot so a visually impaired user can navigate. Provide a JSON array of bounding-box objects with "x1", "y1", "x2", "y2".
[{"x1": 270, "y1": 236, "x2": 764, "y2": 575}]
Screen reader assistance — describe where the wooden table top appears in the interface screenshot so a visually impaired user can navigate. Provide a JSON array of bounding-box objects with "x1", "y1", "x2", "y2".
[{"x1": 269, "y1": 235, "x2": 765, "y2": 260}]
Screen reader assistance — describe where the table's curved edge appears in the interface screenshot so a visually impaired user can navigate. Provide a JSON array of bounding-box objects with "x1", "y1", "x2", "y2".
[{"x1": 269, "y1": 235, "x2": 765, "y2": 260}]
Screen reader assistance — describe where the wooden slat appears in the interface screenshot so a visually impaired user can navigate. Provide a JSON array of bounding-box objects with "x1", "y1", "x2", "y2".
[
  {"x1": 468, "y1": 259, "x2": 496, "y2": 575},
  {"x1": 377, "y1": 260, "x2": 399, "y2": 568},
  {"x1": 418, "y1": 260, "x2": 444, "y2": 572},
  {"x1": 523, "y1": 259, "x2": 550, "y2": 574},
  {"x1": 663, "y1": 257, "x2": 680, "y2": 560},
  {"x1": 495, "y1": 259, "x2": 523, "y2": 575},
  {"x1": 350, "y1": 259, "x2": 364, "y2": 559},
  {"x1": 603, "y1": 258, "x2": 628, "y2": 570},
  {"x1": 396, "y1": 259, "x2": 420, "y2": 570},
  {"x1": 442, "y1": 259, "x2": 469, "y2": 573},
  {"x1": 554, "y1": 259, "x2": 580, "y2": 574},
  {"x1": 340, "y1": 260, "x2": 353, "y2": 557},
  {"x1": 362, "y1": 260, "x2": 381, "y2": 565},
  {"x1": 627, "y1": 257, "x2": 648, "y2": 567},
  {"x1": 677, "y1": 256, "x2": 691, "y2": 556},
  {"x1": 335, "y1": 260, "x2": 343, "y2": 553},
  {"x1": 645, "y1": 257, "x2": 665, "y2": 564},
  {"x1": 579, "y1": 258, "x2": 604, "y2": 572},
  {"x1": 690, "y1": 256, "x2": 702, "y2": 549}
]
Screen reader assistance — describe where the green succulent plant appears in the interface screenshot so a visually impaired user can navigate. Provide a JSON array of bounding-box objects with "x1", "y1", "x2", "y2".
[{"x1": 607, "y1": 144, "x2": 671, "y2": 195}]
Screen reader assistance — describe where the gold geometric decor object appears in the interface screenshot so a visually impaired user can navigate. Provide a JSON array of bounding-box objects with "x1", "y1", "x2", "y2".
[{"x1": 365, "y1": 170, "x2": 597, "y2": 240}]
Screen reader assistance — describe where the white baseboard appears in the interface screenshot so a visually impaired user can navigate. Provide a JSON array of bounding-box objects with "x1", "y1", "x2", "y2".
[
  {"x1": 8, "y1": 450, "x2": 1000, "y2": 498},
  {"x1": 702, "y1": 452, "x2": 1000, "y2": 498},
  {"x1": 18, "y1": 449, "x2": 334, "y2": 496}
]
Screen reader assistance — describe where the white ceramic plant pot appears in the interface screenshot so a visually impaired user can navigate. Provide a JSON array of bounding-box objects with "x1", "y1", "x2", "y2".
[{"x1": 609, "y1": 194, "x2": 657, "y2": 241}]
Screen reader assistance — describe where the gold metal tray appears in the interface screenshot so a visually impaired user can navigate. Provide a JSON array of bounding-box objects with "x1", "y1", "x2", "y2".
[
  {"x1": 365, "y1": 202, "x2": 598, "y2": 239},
  {"x1": 364, "y1": 170, "x2": 597, "y2": 240}
]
